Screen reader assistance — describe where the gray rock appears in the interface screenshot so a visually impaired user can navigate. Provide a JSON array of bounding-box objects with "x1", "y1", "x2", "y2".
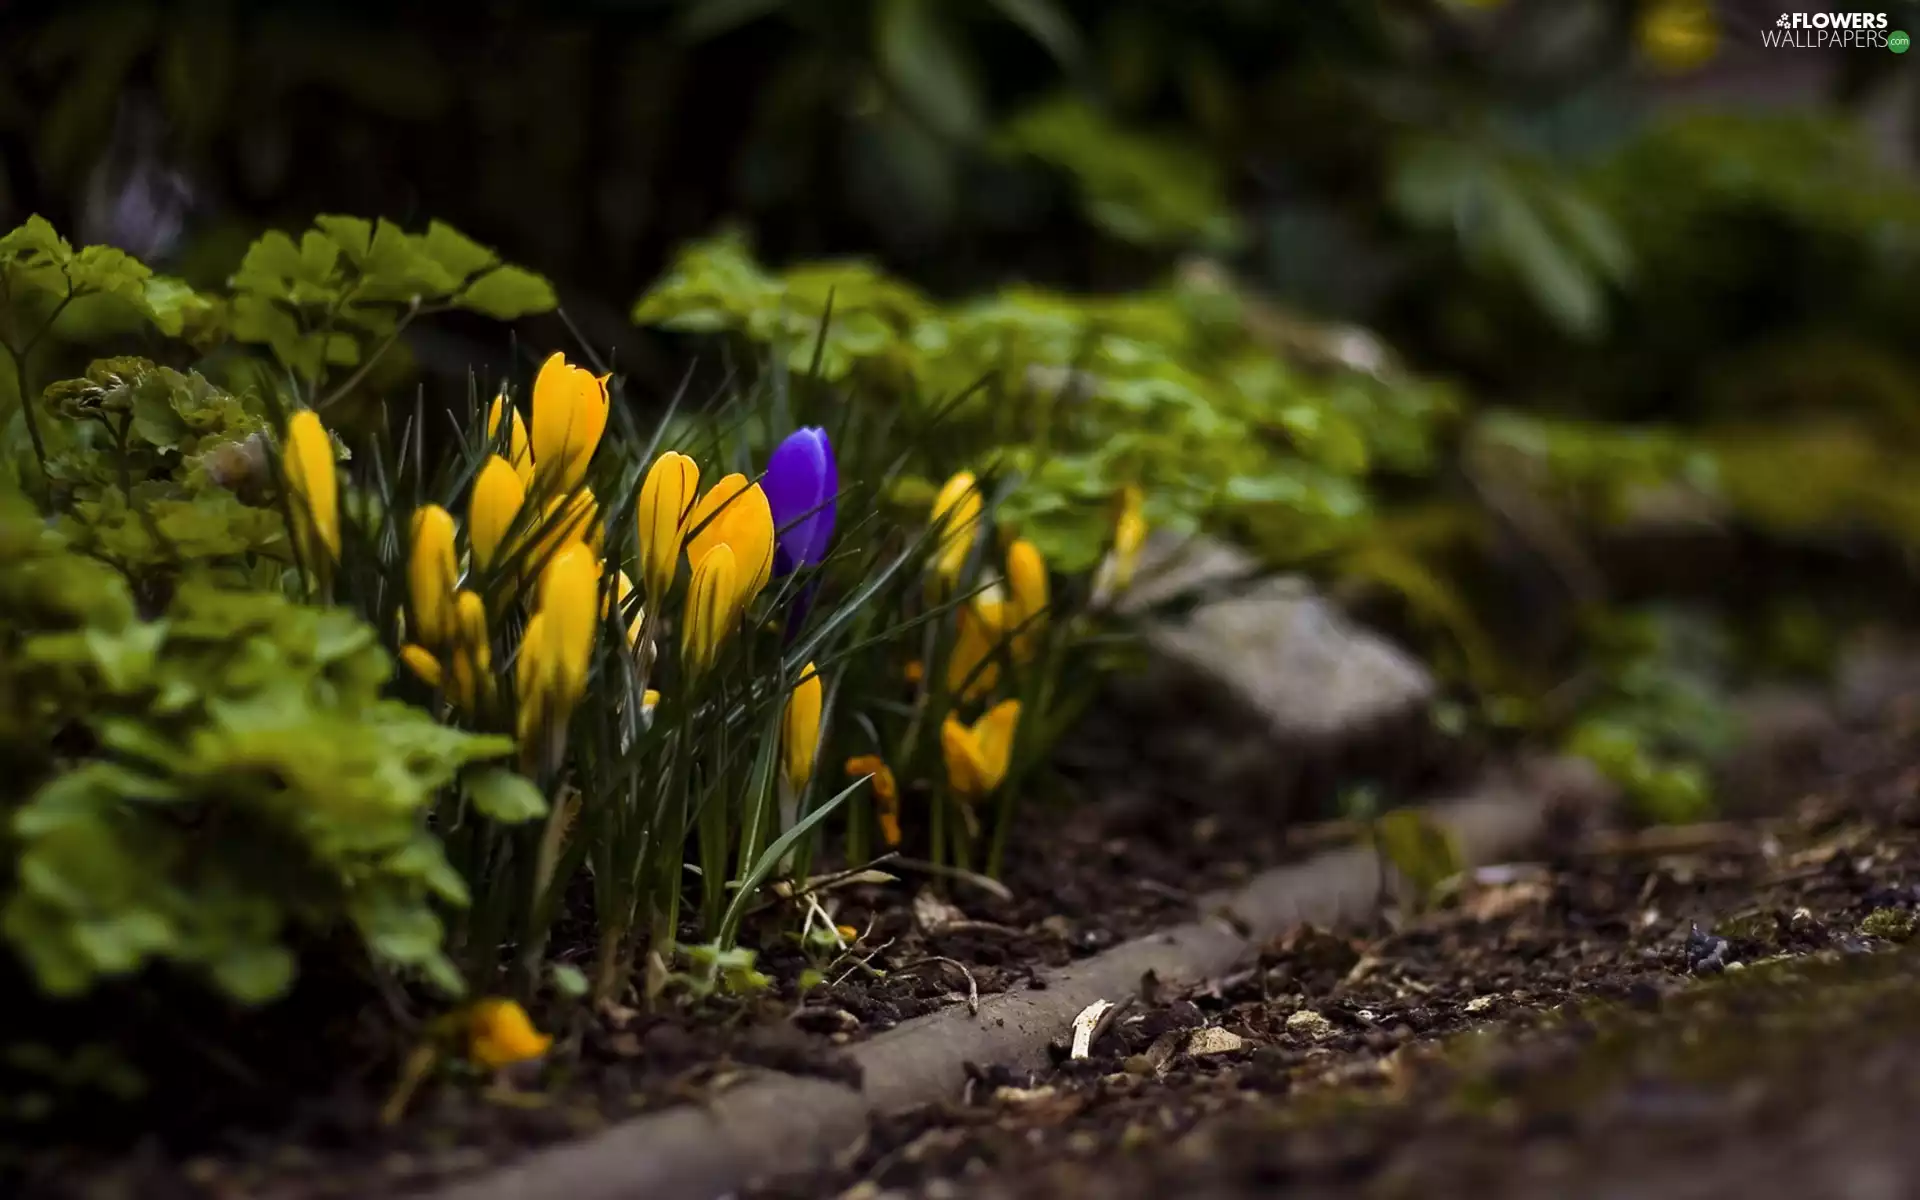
[{"x1": 1107, "y1": 533, "x2": 1439, "y2": 814}]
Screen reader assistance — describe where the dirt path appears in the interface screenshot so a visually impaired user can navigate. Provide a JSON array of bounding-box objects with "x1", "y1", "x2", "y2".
[{"x1": 754, "y1": 719, "x2": 1920, "y2": 1200}]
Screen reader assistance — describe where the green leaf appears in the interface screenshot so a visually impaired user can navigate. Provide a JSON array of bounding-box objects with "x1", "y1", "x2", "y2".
[
  {"x1": 550, "y1": 962, "x2": 589, "y2": 998},
  {"x1": 984, "y1": 0, "x2": 1084, "y2": 72},
  {"x1": 314, "y1": 215, "x2": 374, "y2": 262},
  {"x1": 208, "y1": 943, "x2": 296, "y2": 1005},
  {"x1": 876, "y1": 0, "x2": 981, "y2": 140},
  {"x1": 718, "y1": 775, "x2": 864, "y2": 946},
  {"x1": 458, "y1": 265, "x2": 558, "y2": 319},
  {"x1": 463, "y1": 766, "x2": 548, "y2": 823},
  {"x1": 1371, "y1": 810, "x2": 1463, "y2": 910},
  {"x1": 419, "y1": 220, "x2": 499, "y2": 281}
]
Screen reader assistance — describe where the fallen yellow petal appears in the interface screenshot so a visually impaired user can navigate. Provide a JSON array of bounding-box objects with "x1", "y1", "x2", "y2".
[{"x1": 467, "y1": 998, "x2": 552, "y2": 1069}]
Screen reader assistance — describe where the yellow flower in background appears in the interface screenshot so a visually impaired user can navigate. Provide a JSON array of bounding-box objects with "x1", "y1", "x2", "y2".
[
  {"x1": 941, "y1": 700, "x2": 1021, "y2": 804},
  {"x1": 529, "y1": 351, "x2": 609, "y2": 495},
  {"x1": 470, "y1": 454, "x2": 527, "y2": 573},
  {"x1": 283, "y1": 410, "x2": 339, "y2": 565},
  {"x1": 637, "y1": 451, "x2": 700, "y2": 605},
  {"x1": 845, "y1": 755, "x2": 901, "y2": 847},
  {"x1": 686, "y1": 473, "x2": 775, "y2": 619},
  {"x1": 486, "y1": 392, "x2": 535, "y2": 488},
  {"x1": 445, "y1": 590, "x2": 493, "y2": 711},
  {"x1": 1004, "y1": 538, "x2": 1048, "y2": 661},
  {"x1": 781, "y1": 663, "x2": 823, "y2": 793},
  {"x1": 400, "y1": 644, "x2": 443, "y2": 690},
  {"x1": 1111, "y1": 485, "x2": 1147, "y2": 591},
  {"x1": 946, "y1": 602, "x2": 1004, "y2": 702},
  {"x1": 408, "y1": 505, "x2": 459, "y2": 649},
  {"x1": 681, "y1": 542, "x2": 738, "y2": 678},
  {"x1": 929, "y1": 471, "x2": 982, "y2": 586},
  {"x1": 1637, "y1": 0, "x2": 1718, "y2": 72},
  {"x1": 467, "y1": 998, "x2": 551, "y2": 1069}
]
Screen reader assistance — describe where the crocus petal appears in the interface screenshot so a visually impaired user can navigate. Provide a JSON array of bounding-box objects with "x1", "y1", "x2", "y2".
[
  {"x1": 940, "y1": 717, "x2": 989, "y2": 802},
  {"x1": 636, "y1": 451, "x2": 700, "y2": 605},
  {"x1": 1112, "y1": 485, "x2": 1147, "y2": 591},
  {"x1": 764, "y1": 427, "x2": 838, "y2": 574},
  {"x1": 523, "y1": 488, "x2": 598, "y2": 581},
  {"x1": 846, "y1": 755, "x2": 901, "y2": 847},
  {"x1": 612, "y1": 570, "x2": 646, "y2": 647},
  {"x1": 1005, "y1": 539, "x2": 1048, "y2": 660},
  {"x1": 780, "y1": 663, "x2": 823, "y2": 793},
  {"x1": 486, "y1": 394, "x2": 535, "y2": 488},
  {"x1": 408, "y1": 505, "x2": 459, "y2": 649},
  {"x1": 448, "y1": 590, "x2": 492, "y2": 711},
  {"x1": 681, "y1": 544, "x2": 738, "y2": 678},
  {"x1": 515, "y1": 613, "x2": 552, "y2": 749},
  {"x1": 929, "y1": 471, "x2": 982, "y2": 586},
  {"x1": 686, "y1": 474, "x2": 774, "y2": 617},
  {"x1": 283, "y1": 410, "x2": 339, "y2": 563},
  {"x1": 530, "y1": 351, "x2": 609, "y2": 495},
  {"x1": 538, "y1": 543, "x2": 601, "y2": 710},
  {"x1": 468, "y1": 998, "x2": 551, "y2": 1069},
  {"x1": 946, "y1": 602, "x2": 1003, "y2": 701},
  {"x1": 470, "y1": 455, "x2": 526, "y2": 573},
  {"x1": 971, "y1": 699, "x2": 1022, "y2": 792},
  {"x1": 400, "y1": 644, "x2": 443, "y2": 689}
]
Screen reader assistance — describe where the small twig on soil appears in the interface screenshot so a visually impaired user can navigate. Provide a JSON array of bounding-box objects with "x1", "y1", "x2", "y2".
[
  {"x1": 938, "y1": 919, "x2": 1027, "y2": 939},
  {"x1": 894, "y1": 956, "x2": 980, "y2": 1016},
  {"x1": 888, "y1": 856, "x2": 1016, "y2": 902},
  {"x1": 830, "y1": 939, "x2": 896, "y2": 988}
]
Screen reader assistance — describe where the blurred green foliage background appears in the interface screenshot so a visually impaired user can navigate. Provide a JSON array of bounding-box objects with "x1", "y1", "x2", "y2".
[{"x1": 5, "y1": 0, "x2": 1920, "y2": 819}]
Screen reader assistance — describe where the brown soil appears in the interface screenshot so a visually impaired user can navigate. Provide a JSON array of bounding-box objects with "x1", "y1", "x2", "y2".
[
  {"x1": 7, "y1": 703, "x2": 1441, "y2": 1200},
  {"x1": 746, "y1": 713, "x2": 1920, "y2": 1200}
]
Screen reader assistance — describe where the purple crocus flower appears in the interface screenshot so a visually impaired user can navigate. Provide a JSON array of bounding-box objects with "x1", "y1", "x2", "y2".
[{"x1": 763, "y1": 426, "x2": 838, "y2": 576}]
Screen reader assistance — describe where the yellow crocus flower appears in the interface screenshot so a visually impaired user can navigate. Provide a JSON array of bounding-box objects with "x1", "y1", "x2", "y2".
[
  {"x1": 470, "y1": 454, "x2": 526, "y2": 574},
  {"x1": 538, "y1": 543, "x2": 601, "y2": 707},
  {"x1": 1112, "y1": 485, "x2": 1146, "y2": 591},
  {"x1": 529, "y1": 351, "x2": 609, "y2": 496},
  {"x1": 1004, "y1": 538, "x2": 1048, "y2": 661},
  {"x1": 945, "y1": 601, "x2": 1004, "y2": 702},
  {"x1": 636, "y1": 451, "x2": 700, "y2": 606},
  {"x1": 845, "y1": 755, "x2": 901, "y2": 847},
  {"x1": 1638, "y1": 0, "x2": 1718, "y2": 72},
  {"x1": 521, "y1": 488, "x2": 599, "y2": 582},
  {"x1": 929, "y1": 471, "x2": 982, "y2": 587},
  {"x1": 515, "y1": 543, "x2": 601, "y2": 763},
  {"x1": 680, "y1": 542, "x2": 737, "y2": 678},
  {"x1": 686, "y1": 473, "x2": 775, "y2": 620},
  {"x1": 486, "y1": 392, "x2": 535, "y2": 488},
  {"x1": 446, "y1": 589, "x2": 492, "y2": 711},
  {"x1": 612, "y1": 570, "x2": 645, "y2": 648},
  {"x1": 467, "y1": 998, "x2": 551, "y2": 1069},
  {"x1": 941, "y1": 699, "x2": 1021, "y2": 804},
  {"x1": 283, "y1": 410, "x2": 339, "y2": 565},
  {"x1": 515, "y1": 612, "x2": 552, "y2": 751},
  {"x1": 400, "y1": 644, "x2": 443, "y2": 690},
  {"x1": 780, "y1": 663, "x2": 823, "y2": 793},
  {"x1": 409, "y1": 505, "x2": 459, "y2": 649}
]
